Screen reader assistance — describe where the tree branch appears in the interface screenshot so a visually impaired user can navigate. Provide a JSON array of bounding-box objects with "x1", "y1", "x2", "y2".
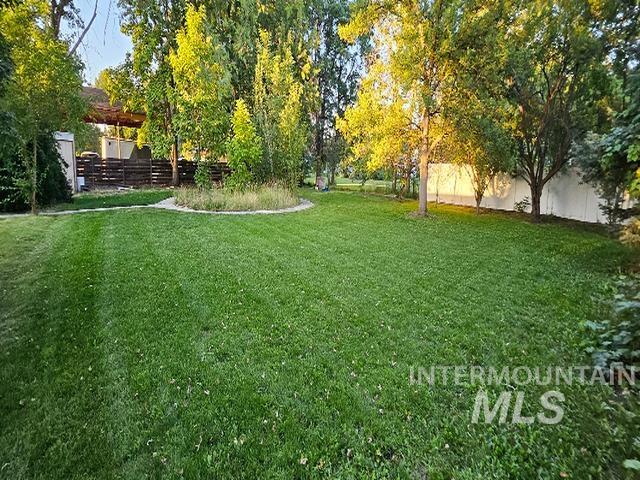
[{"x1": 69, "y1": 0, "x2": 98, "y2": 56}]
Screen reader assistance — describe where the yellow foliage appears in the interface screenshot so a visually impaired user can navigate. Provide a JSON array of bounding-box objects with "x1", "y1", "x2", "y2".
[{"x1": 337, "y1": 20, "x2": 422, "y2": 174}]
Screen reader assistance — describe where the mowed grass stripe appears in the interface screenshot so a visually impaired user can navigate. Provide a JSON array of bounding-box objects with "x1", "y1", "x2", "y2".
[
  {"x1": 0, "y1": 214, "x2": 123, "y2": 477},
  {"x1": 137, "y1": 211, "x2": 376, "y2": 476}
]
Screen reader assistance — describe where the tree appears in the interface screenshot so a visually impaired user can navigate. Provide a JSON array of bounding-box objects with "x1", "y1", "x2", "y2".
[
  {"x1": 197, "y1": 0, "x2": 309, "y2": 101},
  {"x1": 340, "y1": 0, "x2": 499, "y2": 215},
  {"x1": 598, "y1": 0, "x2": 639, "y2": 112},
  {"x1": 114, "y1": 0, "x2": 317, "y2": 187},
  {"x1": 446, "y1": 110, "x2": 514, "y2": 214},
  {"x1": 0, "y1": 30, "x2": 15, "y2": 163},
  {"x1": 49, "y1": 0, "x2": 98, "y2": 56},
  {"x1": 226, "y1": 99, "x2": 262, "y2": 189},
  {"x1": 324, "y1": 133, "x2": 348, "y2": 186},
  {"x1": 574, "y1": 1, "x2": 640, "y2": 224},
  {"x1": 575, "y1": 72, "x2": 640, "y2": 223},
  {"x1": 169, "y1": 4, "x2": 232, "y2": 161},
  {"x1": 445, "y1": 57, "x2": 515, "y2": 214},
  {"x1": 307, "y1": 0, "x2": 365, "y2": 185},
  {"x1": 253, "y1": 30, "x2": 310, "y2": 187},
  {"x1": 0, "y1": 133, "x2": 72, "y2": 212},
  {"x1": 49, "y1": 0, "x2": 81, "y2": 39},
  {"x1": 503, "y1": 0, "x2": 607, "y2": 221},
  {"x1": 119, "y1": 0, "x2": 187, "y2": 185},
  {"x1": 0, "y1": 0, "x2": 85, "y2": 213},
  {"x1": 337, "y1": 48, "x2": 420, "y2": 198},
  {"x1": 96, "y1": 61, "x2": 139, "y2": 112}
]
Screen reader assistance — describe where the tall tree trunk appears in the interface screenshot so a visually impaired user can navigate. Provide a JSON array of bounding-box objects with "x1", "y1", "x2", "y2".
[
  {"x1": 418, "y1": 115, "x2": 430, "y2": 215},
  {"x1": 31, "y1": 135, "x2": 37, "y2": 215},
  {"x1": 392, "y1": 165, "x2": 397, "y2": 195},
  {"x1": 171, "y1": 138, "x2": 179, "y2": 186},
  {"x1": 399, "y1": 165, "x2": 408, "y2": 198},
  {"x1": 404, "y1": 157, "x2": 412, "y2": 198},
  {"x1": 471, "y1": 166, "x2": 483, "y2": 215},
  {"x1": 314, "y1": 98, "x2": 326, "y2": 184},
  {"x1": 530, "y1": 183, "x2": 542, "y2": 222},
  {"x1": 418, "y1": 161, "x2": 429, "y2": 214},
  {"x1": 329, "y1": 164, "x2": 336, "y2": 186}
]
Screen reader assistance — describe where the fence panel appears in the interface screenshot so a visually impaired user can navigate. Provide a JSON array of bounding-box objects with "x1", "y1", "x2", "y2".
[
  {"x1": 76, "y1": 157, "x2": 230, "y2": 189},
  {"x1": 426, "y1": 163, "x2": 628, "y2": 223}
]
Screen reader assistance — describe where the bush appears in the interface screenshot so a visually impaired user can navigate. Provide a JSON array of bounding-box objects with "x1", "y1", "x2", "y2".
[
  {"x1": 620, "y1": 218, "x2": 640, "y2": 247},
  {"x1": 0, "y1": 132, "x2": 71, "y2": 212},
  {"x1": 194, "y1": 161, "x2": 212, "y2": 189},
  {"x1": 585, "y1": 274, "x2": 640, "y2": 370},
  {"x1": 514, "y1": 196, "x2": 530, "y2": 213},
  {"x1": 174, "y1": 184, "x2": 298, "y2": 212},
  {"x1": 226, "y1": 99, "x2": 262, "y2": 190}
]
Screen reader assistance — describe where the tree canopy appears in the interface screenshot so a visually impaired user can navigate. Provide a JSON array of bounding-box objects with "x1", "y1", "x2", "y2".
[
  {"x1": 1, "y1": 0, "x2": 637, "y2": 220},
  {"x1": 0, "y1": 0, "x2": 85, "y2": 212},
  {"x1": 169, "y1": 4, "x2": 232, "y2": 161}
]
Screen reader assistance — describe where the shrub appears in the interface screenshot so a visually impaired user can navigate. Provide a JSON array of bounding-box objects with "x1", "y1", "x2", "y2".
[
  {"x1": 174, "y1": 184, "x2": 297, "y2": 212},
  {"x1": 514, "y1": 197, "x2": 530, "y2": 213},
  {"x1": 226, "y1": 99, "x2": 262, "y2": 190},
  {"x1": 620, "y1": 218, "x2": 640, "y2": 247},
  {"x1": 194, "y1": 161, "x2": 212, "y2": 189},
  {"x1": 0, "y1": 132, "x2": 71, "y2": 212},
  {"x1": 584, "y1": 274, "x2": 640, "y2": 370}
]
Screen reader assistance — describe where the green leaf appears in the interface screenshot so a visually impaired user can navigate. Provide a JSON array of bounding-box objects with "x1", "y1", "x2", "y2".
[{"x1": 623, "y1": 459, "x2": 640, "y2": 470}]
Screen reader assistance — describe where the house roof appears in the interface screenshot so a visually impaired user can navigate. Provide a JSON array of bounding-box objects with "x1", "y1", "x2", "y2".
[{"x1": 82, "y1": 86, "x2": 146, "y2": 128}]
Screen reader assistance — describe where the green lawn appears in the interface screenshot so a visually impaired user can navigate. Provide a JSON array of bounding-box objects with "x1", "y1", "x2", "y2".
[
  {"x1": 306, "y1": 175, "x2": 395, "y2": 195},
  {"x1": 333, "y1": 176, "x2": 392, "y2": 186},
  {"x1": 46, "y1": 188, "x2": 172, "y2": 212},
  {"x1": 332, "y1": 182, "x2": 395, "y2": 195},
  {"x1": 0, "y1": 191, "x2": 637, "y2": 478}
]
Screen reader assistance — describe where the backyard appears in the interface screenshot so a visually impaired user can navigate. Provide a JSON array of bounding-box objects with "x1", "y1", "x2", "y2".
[{"x1": 0, "y1": 190, "x2": 636, "y2": 478}]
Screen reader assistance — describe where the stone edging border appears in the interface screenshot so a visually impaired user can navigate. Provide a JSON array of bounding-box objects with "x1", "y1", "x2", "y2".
[
  {"x1": 153, "y1": 197, "x2": 314, "y2": 215},
  {"x1": 0, "y1": 197, "x2": 314, "y2": 219}
]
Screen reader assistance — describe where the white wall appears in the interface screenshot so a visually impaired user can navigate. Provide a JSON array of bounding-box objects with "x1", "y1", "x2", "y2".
[
  {"x1": 54, "y1": 132, "x2": 77, "y2": 192},
  {"x1": 101, "y1": 136, "x2": 135, "y2": 159},
  {"x1": 427, "y1": 163, "x2": 620, "y2": 223}
]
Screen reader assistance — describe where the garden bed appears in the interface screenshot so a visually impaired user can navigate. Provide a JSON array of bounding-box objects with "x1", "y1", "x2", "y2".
[{"x1": 174, "y1": 185, "x2": 298, "y2": 212}]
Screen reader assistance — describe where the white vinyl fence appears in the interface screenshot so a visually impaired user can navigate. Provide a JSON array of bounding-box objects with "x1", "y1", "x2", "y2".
[{"x1": 427, "y1": 163, "x2": 625, "y2": 223}]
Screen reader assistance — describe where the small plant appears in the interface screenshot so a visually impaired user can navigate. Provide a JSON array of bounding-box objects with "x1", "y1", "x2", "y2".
[
  {"x1": 620, "y1": 218, "x2": 640, "y2": 247},
  {"x1": 514, "y1": 196, "x2": 530, "y2": 213},
  {"x1": 194, "y1": 161, "x2": 212, "y2": 189}
]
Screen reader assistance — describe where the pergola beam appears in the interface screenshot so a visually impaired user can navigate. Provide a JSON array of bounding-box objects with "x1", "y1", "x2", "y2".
[{"x1": 81, "y1": 86, "x2": 145, "y2": 128}]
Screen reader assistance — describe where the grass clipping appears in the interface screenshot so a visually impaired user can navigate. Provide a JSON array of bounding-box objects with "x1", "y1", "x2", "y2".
[{"x1": 174, "y1": 185, "x2": 298, "y2": 212}]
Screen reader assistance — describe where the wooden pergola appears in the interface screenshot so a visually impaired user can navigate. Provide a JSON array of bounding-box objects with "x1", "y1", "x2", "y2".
[{"x1": 81, "y1": 86, "x2": 145, "y2": 128}]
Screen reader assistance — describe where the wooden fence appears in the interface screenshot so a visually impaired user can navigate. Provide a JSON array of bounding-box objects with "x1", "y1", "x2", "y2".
[{"x1": 76, "y1": 157, "x2": 230, "y2": 188}]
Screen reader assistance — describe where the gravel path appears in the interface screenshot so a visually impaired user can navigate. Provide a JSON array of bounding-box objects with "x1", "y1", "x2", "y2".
[{"x1": 0, "y1": 197, "x2": 314, "y2": 219}]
